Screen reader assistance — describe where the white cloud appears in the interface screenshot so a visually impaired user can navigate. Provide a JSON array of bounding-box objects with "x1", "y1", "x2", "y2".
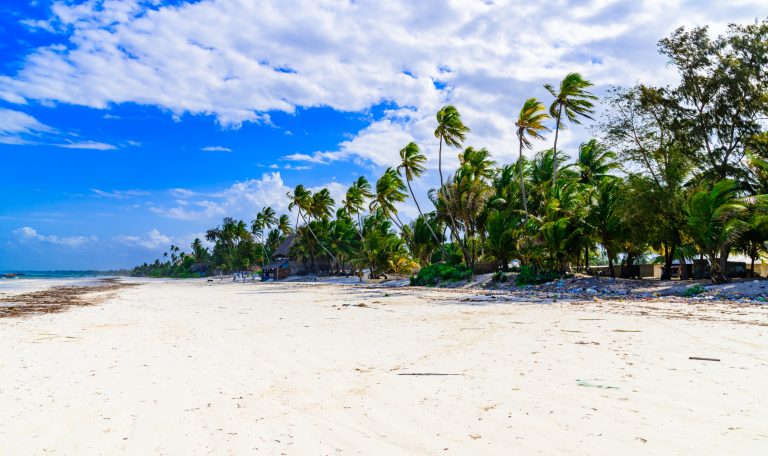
[
  {"x1": 0, "y1": 108, "x2": 54, "y2": 144},
  {"x1": 114, "y1": 228, "x2": 172, "y2": 249},
  {"x1": 1, "y1": 0, "x2": 763, "y2": 168},
  {"x1": 202, "y1": 145, "x2": 232, "y2": 152},
  {"x1": 92, "y1": 188, "x2": 150, "y2": 199},
  {"x1": 57, "y1": 141, "x2": 117, "y2": 150},
  {"x1": 169, "y1": 188, "x2": 196, "y2": 198},
  {"x1": 151, "y1": 172, "x2": 294, "y2": 221},
  {"x1": 13, "y1": 226, "x2": 95, "y2": 247}
]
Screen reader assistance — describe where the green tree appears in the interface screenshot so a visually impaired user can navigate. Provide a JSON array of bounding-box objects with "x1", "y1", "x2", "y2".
[
  {"x1": 545, "y1": 73, "x2": 597, "y2": 190},
  {"x1": 515, "y1": 98, "x2": 550, "y2": 216}
]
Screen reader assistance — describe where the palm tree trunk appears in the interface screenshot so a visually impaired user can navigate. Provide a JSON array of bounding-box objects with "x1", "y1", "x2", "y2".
[
  {"x1": 406, "y1": 175, "x2": 444, "y2": 261},
  {"x1": 518, "y1": 134, "x2": 528, "y2": 217},
  {"x1": 585, "y1": 246, "x2": 589, "y2": 274},
  {"x1": 438, "y1": 136, "x2": 445, "y2": 188},
  {"x1": 552, "y1": 103, "x2": 563, "y2": 193},
  {"x1": 301, "y1": 212, "x2": 340, "y2": 270}
]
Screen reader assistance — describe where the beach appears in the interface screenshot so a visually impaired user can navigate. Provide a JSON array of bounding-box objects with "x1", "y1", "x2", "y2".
[{"x1": 1, "y1": 278, "x2": 766, "y2": 455}]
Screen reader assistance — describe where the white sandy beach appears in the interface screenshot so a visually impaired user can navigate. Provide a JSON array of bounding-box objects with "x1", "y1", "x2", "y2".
[{"x1": 1, "y1": 279, "x2": 766, "y2": 455}]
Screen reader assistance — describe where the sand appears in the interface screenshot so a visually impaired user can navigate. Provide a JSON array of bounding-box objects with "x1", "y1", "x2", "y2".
[{"x1": 1, "y1": 279, "x2": 766, "y2": 455}]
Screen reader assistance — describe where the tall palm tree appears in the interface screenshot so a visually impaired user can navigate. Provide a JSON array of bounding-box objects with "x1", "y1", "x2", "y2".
[
  {"x1": 398, "y1": 141, "x2": 443, "y2": 260},
  {"x1": 288, "y1": 185, "x2": 339, "y2": 271},
  {"x1": 252, "y1": 206, "x2": 277, "y2": 267},
  {"x1": 370, "y1": 168, "x2": 409, "y2": 237},
  {"x1": 545, "y1": 73, "x2": 597, "y2": 190},
  {"x1": 515, "y1": 98, "x2": 550, "y2": 216},
  {"x1": 434, "y1": 105, "x2": 470, "y2": 188},
  {"x1": 343, "y1": 176, "x2": 373, "y2": 235}
]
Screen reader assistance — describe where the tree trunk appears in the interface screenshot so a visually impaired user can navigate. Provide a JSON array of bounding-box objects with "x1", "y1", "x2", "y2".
[
  {"x1": 551, "y1": 103, "x2": 563, "y2": 193},
  {"x1": 438, "y1": 136, "x2": 445, "y2": 188},
  {"x1": 518, "y1": 134, "x2": 528, "y2": 217},
  {"x1": 607, "y1": 251, "x2": 615, "y2": 278},
  {"x1": 584, "y1": 246, "x2": 590, "y2": 274},
  {"x1": 406, "y1": 174, "x2": 444, "y2": 262},
  {"x1": 661, "y1": 243, "x2": 676, "y2": 280}
]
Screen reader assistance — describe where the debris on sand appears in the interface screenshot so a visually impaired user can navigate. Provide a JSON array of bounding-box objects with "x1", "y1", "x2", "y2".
[{"x1": 0, "y1": 279, "x2": 139, "y2": 318}]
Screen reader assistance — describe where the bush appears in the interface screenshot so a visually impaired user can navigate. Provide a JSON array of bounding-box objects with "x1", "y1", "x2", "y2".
[
  {"x1": 410, "y1": 263, "x2": 471, "y2": 286},
  {"x1": 492, "y1": 270, "x2": 508, "y2": 283},
  {"x1": 515, "y1": 265, "x2": 560, "y2": 286},
  {"x1": 682, "y1": 283, "x2": 706, "y2": 297}
]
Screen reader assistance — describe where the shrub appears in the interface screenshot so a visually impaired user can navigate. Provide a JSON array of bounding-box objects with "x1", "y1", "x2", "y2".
[
  {"x1": 492, "y1": 270, "x2": 508, "y2": 283},
  {"x1": 682, "y1": 283, "x2": 706, "y2": 297},
  {"x1": 515, "y1": 265, "x2": 560, "y2": 286},
  {"x1": 410, "y1": 263, "x2": 471, "y2": 286}
]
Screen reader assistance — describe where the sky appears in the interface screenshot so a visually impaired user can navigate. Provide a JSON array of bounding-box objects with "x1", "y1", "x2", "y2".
[{"x1": 0, "y1": 0, "x2": 765, "y2": 270}]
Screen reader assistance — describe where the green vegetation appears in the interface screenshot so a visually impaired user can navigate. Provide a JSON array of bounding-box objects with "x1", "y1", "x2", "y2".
[
  {"x1": 682, "y1": 284, "x2": 707, "y2": 297},
  {"x1": 515, "y1": 266, "x2": 560, "y2": 287},
  {"x1": 133, "y1": 21, "x2": 768, "y2": 285},
  {"x1": 410, "y1": 263, "x2": 471, "y2": 286}
]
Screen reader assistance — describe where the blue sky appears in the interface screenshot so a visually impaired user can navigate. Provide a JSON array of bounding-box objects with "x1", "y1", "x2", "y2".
[{"x1": 1, "y1": 0, "x2": 764, "y2": 270}]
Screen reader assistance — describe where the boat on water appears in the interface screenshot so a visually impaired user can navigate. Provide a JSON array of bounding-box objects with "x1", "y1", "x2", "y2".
[{"x1": 2, "y1": 273, "x2": 23, "y2": 279}]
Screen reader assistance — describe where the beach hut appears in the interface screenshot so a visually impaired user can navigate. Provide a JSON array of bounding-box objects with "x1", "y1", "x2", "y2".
[{"x1": 264, "y1": 233, "x2": 305, "y2": 280}]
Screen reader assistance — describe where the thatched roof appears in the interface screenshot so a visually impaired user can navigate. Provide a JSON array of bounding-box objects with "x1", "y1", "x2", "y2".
[{"x1": 272, "y1": 233, "x2": 298, "y2": 258}]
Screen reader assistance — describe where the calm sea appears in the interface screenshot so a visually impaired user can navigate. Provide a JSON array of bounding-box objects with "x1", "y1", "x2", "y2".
[{"x1": 0, "y1": 271, "x2": 117, "y2": 279}]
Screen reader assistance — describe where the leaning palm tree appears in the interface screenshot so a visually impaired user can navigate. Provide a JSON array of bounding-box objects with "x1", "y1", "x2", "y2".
[
  {"x1": 434, "y1": 105, "x2": 470, "y2": 188},
  {"x1": 398, "y1": 141, "x2": 444, "y2": 261},
  {"x1": 515, "y1": 98, "x2": 550, "y2": 216},
  {"x1": 370, "y1": 168, "x2": 410, "y2": 238},
  {"x1": 288, "y1": 185, "x2": 340, "y2": 272},
  {"x1": 544, "y1": 73, "x2": 597, "y2": 190},
  {"x1": 252, "y1": 206, "x2": 277, "y2": 267}
]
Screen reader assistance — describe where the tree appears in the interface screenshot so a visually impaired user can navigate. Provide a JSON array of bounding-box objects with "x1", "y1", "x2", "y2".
[
  {"x1": 515, "y1": 98, "x2": 550, "y2": 216},
  {"x1": 659, "y1": 21, "x2": 768, "y2": 182},
  {"x1": 685, "y1": 179, "x2": 748, "y2": 283},
  {"x1": 601, "y1": 85, "x2": 692, "y2": 279},
  {"x1": 545, "y1": 73, "x2": 597, "y2": 190},
  {"x1": 370, "y1": 168, "x2": 409, "y2": 236},
  {"x1": 252, "y1": 206, "x2": 277, "y2": 267},
  {"x1": 434, "y1": 105, "x2": 470, "y2": 188},
  {"x1": 397, "y1": 141, "x2": 443, "y2": 260}
]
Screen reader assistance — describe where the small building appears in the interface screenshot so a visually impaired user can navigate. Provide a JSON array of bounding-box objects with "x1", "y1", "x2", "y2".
[{"x1": 263, "y1": 233, "x2": 306, "y2": 280}]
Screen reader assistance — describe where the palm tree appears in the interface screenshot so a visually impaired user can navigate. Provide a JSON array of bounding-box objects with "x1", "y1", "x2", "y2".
[
  {"x1": 370, "y1": 168, "x2": 409, "y2": 236},
  {"x1": 545, "y1": 73, "x2": 597, "y2": 190},
  {"x1": 685, "y1": 179, "x2": 748, "y2": 283},
  {"x1": 577, "y1": 140, "x2": 618, "y2": 185},
  {"x1": 398, "y1": 141, "x2": 443, "y2": 261},
  {"x1": 288, "y1": 185, "x2": 339, "y2": 272},
  {"x1": 515, "y1": 98, "x2": 550, "y2": 216},
  {"x1": 252, "y1": 206, "x2": 277, "y2": 267},
  {"x1": 277, "y1": 214, "x2": 293, "y2": 236},
  {"x1": 434, "y1": 105, "x2": 470, "y2": 188}
]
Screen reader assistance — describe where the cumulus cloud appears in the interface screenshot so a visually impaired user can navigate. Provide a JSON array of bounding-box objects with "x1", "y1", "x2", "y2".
[
  {"x1": 114, "y1": 228, "x2": 172, "y2": 249},
  {"x1": 150, "y1": 172, "x2": 294, "y2": 221},
  {"x1": 1, "y1": 0, "x2": 763, "y2": 168},
  {"x1": 12, "y1": 226, "x2": 95, "y2": 247}
]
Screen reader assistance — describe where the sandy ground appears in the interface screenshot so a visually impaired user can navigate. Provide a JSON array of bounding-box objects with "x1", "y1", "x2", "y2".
[{"x1": 1, "y1": 279, "x2": 767, "y2": 455}]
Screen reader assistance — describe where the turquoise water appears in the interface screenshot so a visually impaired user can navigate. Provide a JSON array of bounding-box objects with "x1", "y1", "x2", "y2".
[{"x1": 0, "y1": 271, "x2": 120, "y2": 279}]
